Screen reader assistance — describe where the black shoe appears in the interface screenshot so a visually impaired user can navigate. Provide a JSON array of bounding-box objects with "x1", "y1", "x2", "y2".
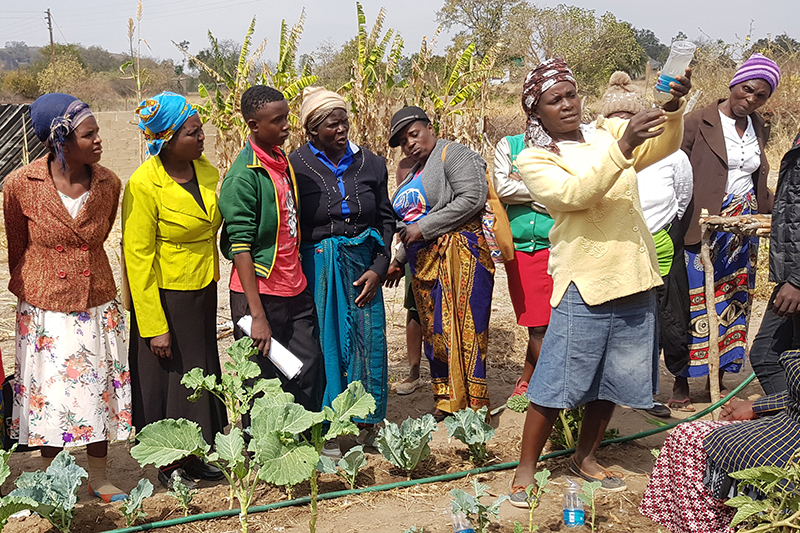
[
  {"x1": 181, "y1": 457, "x2": 225, "y2": 481},
  {"x1": 158, "y1": 467, "x2": 198, "y2": 490},
  {"x1": 644, "y1": 402, "x2": 672, "y2": 418}
]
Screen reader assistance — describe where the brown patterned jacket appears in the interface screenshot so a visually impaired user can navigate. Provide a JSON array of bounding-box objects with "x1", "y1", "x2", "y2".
[{"x1": 4, "y1": 156, "x2": 121, "y2": 312}]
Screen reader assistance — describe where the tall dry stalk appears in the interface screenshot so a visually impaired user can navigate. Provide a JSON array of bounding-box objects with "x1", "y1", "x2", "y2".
[{"x1": 120, "y1": 0, "x2": 147, "y2": 163}]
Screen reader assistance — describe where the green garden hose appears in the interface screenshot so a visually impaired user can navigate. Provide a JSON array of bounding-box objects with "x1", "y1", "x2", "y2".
[{"x1": 103, "y1": 372, "x2": 756, "y2": 533}]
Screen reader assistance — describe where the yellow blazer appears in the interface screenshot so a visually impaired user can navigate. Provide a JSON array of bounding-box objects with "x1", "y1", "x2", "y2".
[{"x1": 122, "y1": 155, "x2": 222, "y2": 337}]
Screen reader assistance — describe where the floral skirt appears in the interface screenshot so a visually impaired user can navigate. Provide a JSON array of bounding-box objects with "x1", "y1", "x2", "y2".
[{"x1": 11, "y1": 299, "x2": 133, "y2": 447}]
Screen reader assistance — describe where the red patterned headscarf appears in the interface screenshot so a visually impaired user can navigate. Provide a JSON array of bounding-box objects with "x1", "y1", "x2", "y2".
[{"x1": 521, "y1": 58, "x2": 577, "y2": 155}]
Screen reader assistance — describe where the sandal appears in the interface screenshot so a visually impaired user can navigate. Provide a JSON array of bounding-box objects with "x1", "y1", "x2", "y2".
[
  {"x1": 508, "y1": 481, "x2": 533, "y2": 508},
  {"x1": 569, "y1": 458, "x2": 627, "y2": 492},
  {"x1": 667, "y1": 397, "x2": 696, "y2": 412}
]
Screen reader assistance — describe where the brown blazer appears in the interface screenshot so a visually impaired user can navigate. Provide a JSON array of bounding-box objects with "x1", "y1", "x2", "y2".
[
  {"x1": 681, "y1": 99, "x2": 774, "y2": 245},
  {"x1": 4, "y1": 156, "x2": 121, "y2": 312}
]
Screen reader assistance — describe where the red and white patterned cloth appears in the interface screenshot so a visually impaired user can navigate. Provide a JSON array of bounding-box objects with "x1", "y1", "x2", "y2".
[{"x1": 640, "y1": 420, "x2": 740, "y2": 533}]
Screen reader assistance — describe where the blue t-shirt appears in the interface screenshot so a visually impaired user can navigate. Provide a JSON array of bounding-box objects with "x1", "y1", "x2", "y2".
[{"x1": 393, "y1": 168, "x2": 430, "y2": 223}]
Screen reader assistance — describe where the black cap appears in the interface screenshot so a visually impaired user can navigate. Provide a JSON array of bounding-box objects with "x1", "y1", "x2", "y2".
[{"x1": 388, "y1": 106, "x2": 430, "y2": 147}]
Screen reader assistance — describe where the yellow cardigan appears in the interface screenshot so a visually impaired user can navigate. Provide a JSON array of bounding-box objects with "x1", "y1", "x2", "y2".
[
  {"x1": 516, "y1": 101, "x2": 685, "y2": 307},
  {"x1": 122, "y1": 155, "x2": 222, "y2": 337}
]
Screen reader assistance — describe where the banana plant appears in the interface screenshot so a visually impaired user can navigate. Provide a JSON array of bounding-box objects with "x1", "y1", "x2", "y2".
[{"x1": 176, "y1": 14, "x2": 317, "y2": 173}]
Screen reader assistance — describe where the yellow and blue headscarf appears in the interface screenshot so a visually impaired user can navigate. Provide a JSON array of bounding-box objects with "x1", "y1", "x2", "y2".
[{"x1": 134, "y1": 91, "x2": 196, "y2": 156}]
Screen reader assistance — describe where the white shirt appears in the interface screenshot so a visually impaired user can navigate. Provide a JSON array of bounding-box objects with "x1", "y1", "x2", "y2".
[
  {"x1": 59, "y1": 190, "x2": 90, "y2": 218},
  {"x1": 636, "y1": 151, "x2": 693, "y2": 233},
  {"x1": 719, "y1": 110, "x2": 761, "y2": 197}
]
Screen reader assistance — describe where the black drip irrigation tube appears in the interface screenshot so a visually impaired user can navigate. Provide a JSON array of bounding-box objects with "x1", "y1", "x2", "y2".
[{"x1": 104, "y1": 373, "x2": 756, "y2": 533}]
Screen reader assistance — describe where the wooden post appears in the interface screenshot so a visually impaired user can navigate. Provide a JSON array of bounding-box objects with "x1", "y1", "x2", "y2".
[{"x1": 700, "y1": 208, "x2": 721, "y2": 418}]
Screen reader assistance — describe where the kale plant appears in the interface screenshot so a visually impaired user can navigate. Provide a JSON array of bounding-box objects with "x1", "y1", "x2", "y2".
[
  {"x1": 578, "y1": 481, "x2": 602, "y2": 532},
  {"x1": 119, "y1": 479, "x2": 153, "y2": 527},
  {"x1": 9, "y1": 450, "x2": 87, "y2": 533},
  {"x1": 444, "y1": 406, "x2": 494, "y2": 465},
  {"x1": 449, "y1": 479, "x2": 508, "y2": 533},
  {"x1": 317, "y1": 445, "x2": 367, "y2": 489},
  {"x1": 166, "y1": 470, "x2": 198, "y2": 517},
  {"x1": 0, "y1": 445, "x2": 37, "y2": 529},
  {"x1": 513, "y1": 469, "x2": 552, "y2": 533},
  {"x1": 131, "y1": 337, "x2": 375, "y2": 533},
  {"x1": 376, "y1": 414, "x2": 438, "y2": 479}
]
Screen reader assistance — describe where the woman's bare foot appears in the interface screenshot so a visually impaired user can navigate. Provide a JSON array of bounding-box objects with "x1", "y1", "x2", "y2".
[{"x1": 668, "y1": 376, "x2": 696, "y2": 411}]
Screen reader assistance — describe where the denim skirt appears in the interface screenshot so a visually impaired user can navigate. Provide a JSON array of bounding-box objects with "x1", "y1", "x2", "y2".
[{"x1": 526, "y1": 283, "x2": 659, "y2": 410}]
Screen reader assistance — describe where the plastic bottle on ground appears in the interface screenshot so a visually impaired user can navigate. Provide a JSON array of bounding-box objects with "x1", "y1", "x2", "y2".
[{"x1": 563, "y1": 478, "x2": 585, "y2": 528}]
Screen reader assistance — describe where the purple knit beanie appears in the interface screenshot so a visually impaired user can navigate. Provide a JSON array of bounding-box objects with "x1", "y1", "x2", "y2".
[{"x1": 729, "y1": 53, "x2": 781, "y2": 94}]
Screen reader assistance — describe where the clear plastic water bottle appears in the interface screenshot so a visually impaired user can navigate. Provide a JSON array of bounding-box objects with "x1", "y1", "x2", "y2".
[
  {"x1": 451, "y1": 512, "x2": 476, "y2": 533},
  {"x1": 563, "y1": 478, "x2": 585, "y2": 528},
  {"x1": 653, "y1": 40, "x2": 697, "y2": 105}
]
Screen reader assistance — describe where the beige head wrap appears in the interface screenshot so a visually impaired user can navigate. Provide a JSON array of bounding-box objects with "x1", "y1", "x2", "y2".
[
  {"x1": 600, "y1": 71, "x2": 646, "y2": 117},
  {"x1": 299, "y1": 86, "x2": 348, "y2": 133}
]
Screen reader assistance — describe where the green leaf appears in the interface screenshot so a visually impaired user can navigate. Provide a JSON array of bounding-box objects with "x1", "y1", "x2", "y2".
[
  {"x1": 0, "y1": 495, "x2": 37, "y2": 526},
  {"x1": 10, "y1": 451, "x2": 87, "y2": 533},
  {"x1": 252, "y1": 432, "x2": 318, "y2": 487},
  {"x1": 120, "y1": 479, "x2": 153, "y2": 526},
  {"x1": 444, "y1": 406, "x2": 494, "y2": 446},
  {"x1": 376, "y1": 414, "x2": 437, "y2": 473},
  {"x1": 339, "y1": 445, "x2": 367, "y2": 482},
  {"x1": 513, "y1": 522, "x2": 524, "y2": 533},
  {"x1": 317, "y1": 455, "x2": 338, "y2": 474},
  {"x1": 0, "y1": 445, "x2": 17, "y2": 486},
  {"x1": 507, "y1": 394, "x2": 529, "y2": 413},
  {"x1": 533, "y1": 469, "x2": 551, "y2": 492},
  {"x1": 215, "y1": 427, "x2": 245, "y2": 467},
  {"x1": 449, "y1": 488, "x2": 479, "y2": 516},
  {"x1": 729, "y1": 465, "x2": 787, "y2": 481},
  {"x1": 724, "y1": 494, "x2": 756, "y2": 509},
  {"x1": 130, "y1": 419, "x2": 210, "y2": 468},
  {"x1": 730, "y1": 500, "x2": 769, "y2": 527},
  {"x1": 326, "y1": 381, "x2": 377, "y2": 439},
  {"x1": 197, "y1": 83, "x2": 208, "y2": 99}
]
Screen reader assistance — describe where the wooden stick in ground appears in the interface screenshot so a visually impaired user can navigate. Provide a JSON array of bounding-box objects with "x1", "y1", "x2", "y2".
[{"x1": 700, "y1": 208, "x2": 721, "y2": 418}]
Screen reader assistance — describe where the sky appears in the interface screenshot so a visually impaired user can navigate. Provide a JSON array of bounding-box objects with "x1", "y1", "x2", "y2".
[{"x1": 1, "y1": 0, "x2": 796, "y2": 65}]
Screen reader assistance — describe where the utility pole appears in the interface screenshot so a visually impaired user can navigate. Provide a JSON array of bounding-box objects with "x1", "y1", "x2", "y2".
[{"x1": 46, "y1": 9, "x2": 57, "y2": 91}]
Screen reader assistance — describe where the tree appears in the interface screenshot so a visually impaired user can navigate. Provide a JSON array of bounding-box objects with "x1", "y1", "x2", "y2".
[
  {"x1": 634, "y1": 27, "x2": 669, "y2": 65},
  {"x1": 748, "y1": 33, "x2": 800, "y2": 56},
  {"x1": 508, "y1": 4, "x2": 646, "y2": 93},
  {"x1": 0, "y1": 41, "x2": 32, "y2": 70},
  {"x1": 435, "y1": 0, "x2": 526, "y2": 58},
  {"x1": 190, "y1": 38, "x2": 241, "y2": 87},
  {"x1": 81, "y1": 45, "x2": 119, "y2": 73}
]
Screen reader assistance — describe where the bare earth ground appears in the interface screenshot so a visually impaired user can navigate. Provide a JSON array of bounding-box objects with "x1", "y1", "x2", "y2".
[{"x1": 0, "y1": 196, "x2": 770, "y2": 533}]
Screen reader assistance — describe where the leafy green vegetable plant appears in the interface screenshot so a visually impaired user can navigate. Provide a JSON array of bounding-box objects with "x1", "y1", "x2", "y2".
[
  {"x1": 119, "y1": 479, "x2": 153, "y2": 527},
  {"x1": 577, "y1": 481, "x2": 602, "y2": 532},
  {"x1": 131, "y1": 337, "x2": 376, "y2": 533},
  {"x1": 725, "y1": 450, "x2": 800, "y2": 532},
  {"x1": 376, "y1": 414, "x2": 438, "y2": 479},
  {"x1": 9, "y1": 450, "x2": 87, "y2": 533},
  {"x1": 318, "y1": 445, "x2": 367, "y2": 489},
  {"x1": 512, "y1": 469, "x2": 552, "y2": 533},
  {"x1": 507, "y1": 394, "x2": 529, "y2": 413},
  {"x1": 0, "y1": 445, "x2": 37, "y2": 529},
  {"x1": 401, "y1": 528, "x2": 424, "y2": 533},
  {"x1": 166, "y1": 470, "x2": 198, "y2": 517},
  {"x1": 444, "y1": 406, "x2": 494, "y2": 465},
  {"x1": 449, "y1": 479, "x2": 509, "y2": 533}
]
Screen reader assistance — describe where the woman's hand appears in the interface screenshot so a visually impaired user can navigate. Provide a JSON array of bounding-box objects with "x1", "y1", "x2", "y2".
[
  {"x1": 384, "y1": 260, "x2": 404, "y2": 288},
  {"x1": 354, "y1": 270, "x2": 381, "y2": 307},
  {"x1": 399, "y1": 223, "x2": 423, "y2": 246},
  {"x1": 250, "y1": 315, "x2": 273, "y2": 355},
  {"x1": 149, "y1": 331, "x2": 172, "y2": 359},
  {"x1": 773, "y1": 282, "x2": 800, "y2": 317},
  {"x1": 663, "y1": 69, "x2": 692, "y2": 112},
  {"x1": 719, "y1": 400, "x2": 757, "y2": 421},
  {"x1": 617, "y1": 108, "x2": 669, "y2": 158}
]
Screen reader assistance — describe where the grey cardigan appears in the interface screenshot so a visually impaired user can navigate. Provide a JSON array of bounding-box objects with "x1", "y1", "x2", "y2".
[{"x1": 393, "y1": 139, "x2": 487, "y2": 264}]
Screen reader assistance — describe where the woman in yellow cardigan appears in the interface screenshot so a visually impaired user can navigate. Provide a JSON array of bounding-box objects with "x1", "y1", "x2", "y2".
[
  {"x1": 508, "y1": 60, "x2": 691, "y2": 503},
  {"x1": 123, "y1": 92, "x2": 227, "y2": 488}
]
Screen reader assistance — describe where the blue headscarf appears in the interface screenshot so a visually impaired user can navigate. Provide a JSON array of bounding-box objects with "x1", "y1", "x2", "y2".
[
  {"x1": 30, "y1": 93, "x2": 94, "y2": 170},
  {"x1": 134, "y1": 91, "x2": 196, "y2": 156}
]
